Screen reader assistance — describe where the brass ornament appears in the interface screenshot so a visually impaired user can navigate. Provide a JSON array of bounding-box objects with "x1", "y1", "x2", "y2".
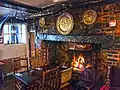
[
  {"x1": 39, "y1": 17, "x2": 45, "y2": 27},
  {"x1": 56, "y1": 12, "x2": 74, "y2": 35},
  {"x1": 82, "y1": 10, "x2": 97, "y2": 25}
]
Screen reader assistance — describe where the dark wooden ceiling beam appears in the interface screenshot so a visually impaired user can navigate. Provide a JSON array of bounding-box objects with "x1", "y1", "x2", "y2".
[
  {"x1": 0, "y1": 0, "x2": 42, "y2": 13},
  {"x1": 27, "y1": 0, "x2": 120, "y2": 18}
]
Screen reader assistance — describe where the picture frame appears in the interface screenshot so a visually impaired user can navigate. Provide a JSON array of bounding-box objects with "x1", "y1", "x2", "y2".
[{"x1": 0, "y1": 37, "x2": 3, "y2": 44}]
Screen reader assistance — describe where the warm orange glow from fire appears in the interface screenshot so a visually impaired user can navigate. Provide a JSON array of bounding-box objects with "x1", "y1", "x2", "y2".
[{"x1": 72, "y1": 54, "x2": 85, "y2": 71}]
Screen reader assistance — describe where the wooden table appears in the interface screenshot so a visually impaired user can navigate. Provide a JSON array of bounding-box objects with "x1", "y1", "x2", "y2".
[{"x1": 13, "y1": 69, "x2": 42, "y2": 90}]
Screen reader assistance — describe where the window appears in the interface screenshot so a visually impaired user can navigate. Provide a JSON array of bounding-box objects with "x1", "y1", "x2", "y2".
[{"x1": 3, "y1": 23, "x2": 27, "y2": 44}]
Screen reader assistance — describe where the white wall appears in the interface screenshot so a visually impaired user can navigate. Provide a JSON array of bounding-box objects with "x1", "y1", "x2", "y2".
[
  {"x1": 0, "y1": 24, "x2": 29, "y2": 74},
  {"x1": 0, "y1": 43, "x2": 29, "y2": 74},
  {"x1": 0, "y1": 44, "x2": 28, "y2": 59}
]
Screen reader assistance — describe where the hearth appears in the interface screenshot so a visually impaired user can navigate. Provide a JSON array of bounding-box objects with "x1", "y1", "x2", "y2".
[
  {"x1": 68, "y1": 43, "x2": 96, "y2": 83},
  {"x1": 72, "y1": 53, "x2": 85, "y2": 72},
  {"x1": 69, "y1": 43, "x2": 93, "y2": 71}
]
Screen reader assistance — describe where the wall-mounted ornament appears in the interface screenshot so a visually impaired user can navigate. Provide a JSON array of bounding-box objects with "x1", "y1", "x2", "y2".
[
  {"x1": 56, "y1": 12, "x2": 74, "y2": 35},
  {"x1": 39, "y1": 17, "x2": 45, "y2": 27},
  {"x1": 82, "y1": 10, "x2": 97, "y2": 25},
  {"x1": 109, "y1": 16, "x2": 116, "y2": 27}
]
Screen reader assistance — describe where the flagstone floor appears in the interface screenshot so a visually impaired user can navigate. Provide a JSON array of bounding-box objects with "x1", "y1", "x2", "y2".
[{"x1": 0, "y1": 75, "x2": 104, "y2": 90}]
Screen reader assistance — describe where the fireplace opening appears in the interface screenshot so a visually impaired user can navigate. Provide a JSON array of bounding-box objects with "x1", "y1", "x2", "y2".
[
  {"x1": 69, "y1": 43, "x2": 94, "y2": 72},
  {"x1": 72, "y1": 54, "x2": 85, "y2": 72},
  {"x1": 67, "y1": 43, "x2": 100, "y2": 87}
]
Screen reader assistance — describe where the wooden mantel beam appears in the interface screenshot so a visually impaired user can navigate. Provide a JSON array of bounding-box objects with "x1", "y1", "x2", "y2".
[{"x1": 37, "y1": 34, "x2": 113, "y2": 44}]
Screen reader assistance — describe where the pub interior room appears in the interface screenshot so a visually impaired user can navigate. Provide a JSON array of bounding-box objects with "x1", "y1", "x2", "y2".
[{"x1": 0, "y1": 0, "x2": 120, "y2": 90}]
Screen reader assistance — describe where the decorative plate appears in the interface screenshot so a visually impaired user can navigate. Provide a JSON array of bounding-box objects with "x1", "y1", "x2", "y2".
[
  {"x1": 82, "y1": 10, "x2": 97, "y2": 25},
  {"x1": 56, "y1": 12, "x2": 74, "y2": 35},
  {"x1": 39, "y1": 17, "x2": 45, "y2": 27}
]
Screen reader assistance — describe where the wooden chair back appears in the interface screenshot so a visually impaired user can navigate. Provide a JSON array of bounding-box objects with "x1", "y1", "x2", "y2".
[
  {"x1": 42, "y1": 66, "x2": 60, "y2": 90},
  {"x1": 61, "y1": 67, "x2": 73, "y2": 85},
  {"x1": 60, "y1": 67, "x2": 73, "y2": 89},
  {"x1": 12, "y1": 57, "x2": 29, "y2": 74}
]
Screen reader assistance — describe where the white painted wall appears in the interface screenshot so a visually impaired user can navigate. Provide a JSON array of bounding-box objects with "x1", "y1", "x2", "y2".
[
  {"x1": 0, "y1": 44, "x2": 28, "y2": 59},
  {"x1": 0, "y1": 34, "x2": 29, "y2": 74}
]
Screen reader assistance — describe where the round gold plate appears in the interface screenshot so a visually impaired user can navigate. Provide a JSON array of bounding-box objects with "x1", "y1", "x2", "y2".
[
  {"x1": 82, "y1": 10, "x2": 97, "y2": 25},
  {"x1": 56, "y1": 12, "x2": 74, "y2": 35},
  {"x1": 39, "y1": 17, "x2": 45, "y2": 27}
]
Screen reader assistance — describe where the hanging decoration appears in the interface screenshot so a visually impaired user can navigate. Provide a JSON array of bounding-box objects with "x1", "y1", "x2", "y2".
[
  {"x1": 39, "y1": 17, "x2": 45, "y2": 27},
  {"x1": 56, "y1": 12, "x2": 74, "y2": 35},
  {"x1": 109, "y1": 16, "x2": 116, "y2": 27},
  {"x1": 82, "y1": 10, "x2": 97, "y2": 25}
]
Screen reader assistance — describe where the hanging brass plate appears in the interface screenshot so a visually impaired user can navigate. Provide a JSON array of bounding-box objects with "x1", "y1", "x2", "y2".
[
  {"x1": 56, "y1": 12, "x2": 74, "y2": 35},
  {"x1": 82, "y1": 10, "x2": 97, "y2": 25},
  {"x1": 39, "y1": 17, "x2": 45, "y2": 27}
]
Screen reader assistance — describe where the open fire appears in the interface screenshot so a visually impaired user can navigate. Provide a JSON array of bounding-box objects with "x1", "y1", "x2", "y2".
[{"x1": 72, "y1": 54, "x2": 85, "y2": 72}]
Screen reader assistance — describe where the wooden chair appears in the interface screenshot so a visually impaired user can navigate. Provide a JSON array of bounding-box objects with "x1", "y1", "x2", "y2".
[
  {"x1": 60, "y1": 67, "x2": 73, "y2": 90},
  {"x1": 12, "y1": 57, "x2": 39, "y2": 90},
  {"x1": 110, "y1": 66, "x2": 120, "y2": 90},
  {"x1": 12, "y1": 57, "x2": 29, "y2": 74},
  {"x1": 0, "y1": 62, "x2": 5, "y2": 87},
  {"x1": 76, "y1": 68, "x2": 96, "y2": 90},
  {"x1": 41, "y1": 66, "x2": 60, "y2": 90}
]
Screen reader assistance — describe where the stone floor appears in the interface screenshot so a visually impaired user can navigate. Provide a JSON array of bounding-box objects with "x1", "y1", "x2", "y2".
[
  {"x1": 0, "y1": 76, "x2": 15, "y2": 90},
  {"x1": 1, "y1": 75, "x2": 72, "y2": 90},
  {"x1": 0, "y1": 75, "x2": 104, "y2": 90}
]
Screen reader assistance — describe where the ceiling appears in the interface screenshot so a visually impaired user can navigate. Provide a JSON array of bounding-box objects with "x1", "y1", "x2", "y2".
[
  {"x1": 0, "y1": 0, "x2": 107, "y2": 18},
  {"x1": 14, "y1": 0, "x2": 66, "y2": 6},
  {"x1": 0, "y1": 0, "x2": 67, "y2": 17},
  {"x1": 0, "y1": 7, "x2": 15, "y2": 16},
  {"x1": 0, "y1": 6, "x2": 29, "y2": 18}
]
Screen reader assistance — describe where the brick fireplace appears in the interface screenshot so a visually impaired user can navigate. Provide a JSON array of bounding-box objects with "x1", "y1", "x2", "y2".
[{"x1": 32, "y1": 40, "x2": 101, "y2": 86}]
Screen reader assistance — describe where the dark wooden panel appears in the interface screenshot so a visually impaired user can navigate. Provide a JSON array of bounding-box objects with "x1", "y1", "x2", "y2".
[{"x1": 110, "y1": 67, "x2": 120, "y2": 87}]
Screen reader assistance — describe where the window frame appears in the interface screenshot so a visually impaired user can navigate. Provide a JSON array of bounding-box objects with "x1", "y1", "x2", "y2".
[{"x1": 3, "y1": 23, "x2": 27, "y2": 45}]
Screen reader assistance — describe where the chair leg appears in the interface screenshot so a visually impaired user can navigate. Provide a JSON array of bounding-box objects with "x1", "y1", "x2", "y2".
[
  {"x1": 68, "y1": 84, "x2": 70, "y2": 90},
  {"x1": 15, "y1": 85, "x2": 18, "y2": 90},
  {"x1": 69, "y1": 84, "x2": 72, "y2": 90},
  {"x1": 36, "y1": 84, "x2": 39, "y2": 90}
]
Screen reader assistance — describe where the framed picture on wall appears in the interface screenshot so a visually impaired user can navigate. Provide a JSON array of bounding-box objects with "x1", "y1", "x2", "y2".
[{"x1": 0, "y1": 37, "x2": 3, "y2": 44}]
